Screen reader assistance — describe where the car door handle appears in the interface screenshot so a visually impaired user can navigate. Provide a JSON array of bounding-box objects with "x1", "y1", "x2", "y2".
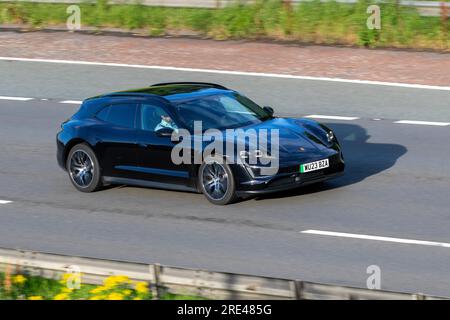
[{"x1": 138, "y1": 143, "x2": 150, "y2": 148}]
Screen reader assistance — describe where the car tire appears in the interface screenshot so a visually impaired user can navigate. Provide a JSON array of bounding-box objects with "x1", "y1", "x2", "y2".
[
  {"x1": 66, "y1": 143, "x2": 102, "y2": 193},
  {"x1": 198, "y1": 156, "x2": 237, "y2": 205}
]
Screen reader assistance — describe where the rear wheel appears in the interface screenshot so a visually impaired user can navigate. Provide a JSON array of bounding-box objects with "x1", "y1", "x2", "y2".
[
  {"x1": 66, "y1": 143, "x2": 102, "y2": 192},
  {"x1": 198, "y1": 156, "x2": 237, "y2": 205}
]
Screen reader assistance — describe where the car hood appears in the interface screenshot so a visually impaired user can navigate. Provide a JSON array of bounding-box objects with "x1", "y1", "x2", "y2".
[
  {"x1": 241, "y1": 117, "x2": 335, "y2": 157},
  {"x1": 193, "y1": 117, "x2": 339, "y2": 166}
]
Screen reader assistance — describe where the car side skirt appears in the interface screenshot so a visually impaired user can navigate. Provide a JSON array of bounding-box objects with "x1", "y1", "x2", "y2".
[{"x1": 102, "y1": 176, "x2": 199, "y2": 193}]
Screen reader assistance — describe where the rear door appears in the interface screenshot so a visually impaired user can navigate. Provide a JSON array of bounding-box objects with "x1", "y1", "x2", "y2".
[{"x1": 93, "y1": 101, "x2": 140, "y2": 179}]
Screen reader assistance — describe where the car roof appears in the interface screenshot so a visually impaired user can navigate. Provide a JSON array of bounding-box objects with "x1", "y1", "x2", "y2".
[
  {"x1": 91, "y1": 82, "x2": 233, "y2": 103},
  {"x1": 75, "y1": 83, "x2": 235, "y2": 119}
]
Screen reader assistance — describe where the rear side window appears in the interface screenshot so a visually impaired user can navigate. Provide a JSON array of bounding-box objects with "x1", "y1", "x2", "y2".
[{"x1": 97, "y1": 103, "x2": 137, "y2": 129}]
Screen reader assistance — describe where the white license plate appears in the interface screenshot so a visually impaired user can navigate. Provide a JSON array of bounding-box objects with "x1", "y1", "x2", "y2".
[{"x1": 300, "y1": 159, "x2": 329, "y2": 173}]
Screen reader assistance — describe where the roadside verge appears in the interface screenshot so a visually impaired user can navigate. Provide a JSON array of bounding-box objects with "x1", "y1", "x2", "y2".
[{"x1": 0, "y1": 247, "x2": 446, "y2": 299}]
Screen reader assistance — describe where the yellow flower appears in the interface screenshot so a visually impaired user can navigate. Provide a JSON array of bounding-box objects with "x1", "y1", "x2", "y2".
[
  {"x1": 60, "y1": 273, "x2": 72, "y2": 283},
  {"x1": 103, "y1": 275, "x2": 130, "y2": 289},
  {"x1": 62, "y1": 287, "x2": 74, "y2": 293},
  {"x1": 135, "y1": 282, "x2": 149, "y2": 294},
  {"x1": 12, "y1": 274, "x2": 27, "y2": 285},
  {"x1": 53, "y1": 293, "x2": 69, "y2": 300},
  {"x1": 59, "y1": 273, "x2": 82, "y2": 288},
  {"x1": 122, "y1": 289, "x2": 132, "y2": 296},
  {"x1": 28, "y1": 296, "x2": 43, "y2": 300},
  {"x1": 107, "y1": 292, "x2": 124, "y2": 300},
  {"x1": 133, "y1": 297, "x2": 142, "y2": 300},
  {"x1": 90, "y1": 286, "x2": 106, "y2": 294},
  {"x1": 89, "y1": 295, "x2": 105, "y2": 300}
]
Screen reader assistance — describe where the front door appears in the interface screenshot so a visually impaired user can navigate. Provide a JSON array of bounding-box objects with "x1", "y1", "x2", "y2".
[{"x1": 135, "y1": 102, "x2": 191, "y2": 186}]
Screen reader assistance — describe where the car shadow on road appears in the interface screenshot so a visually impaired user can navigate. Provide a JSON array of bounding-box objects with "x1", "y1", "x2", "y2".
[{"x1": 253, "y1": 122, "x2": 407, "y2": 201}]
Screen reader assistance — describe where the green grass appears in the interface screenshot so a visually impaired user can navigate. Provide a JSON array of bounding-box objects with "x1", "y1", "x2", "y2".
[
  {"x1": 0, "y1": 272, "x2": 205, "y2": 300},
  {"x1": 0, "y1": 272, "x2": 97, "y2": 300},
  {"x1": 0, "y1": 0, "x2": 448, "y2": 50}
]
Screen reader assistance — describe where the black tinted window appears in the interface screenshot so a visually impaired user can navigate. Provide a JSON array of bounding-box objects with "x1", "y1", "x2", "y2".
[
  {"x1": 97, "y1": 104, "x2": 137, "y2": 128},
  {"x1": 141, "y1": 104, "x2": 179, "y2": 133},
  {"x1": 173, "y1": 93, "x2": 270, "y2": 131}
]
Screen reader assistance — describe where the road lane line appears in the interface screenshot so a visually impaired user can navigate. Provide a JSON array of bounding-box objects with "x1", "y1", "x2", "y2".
[
  {"x1": 304, "y1": 115, "x2": 360, "y2": 121},
  {"x1": 394, "y1": 120, "x2": 450, "y2": 126},
  {"x1": 301, "y1": 230, "x2": 450, "y2": 248},
  {"x1": 0, "y1": 96, "x2": 33, "y2": 101},
  {"x1": 0, "y1": 200, "x2": 13, "y2": 204},
  {"x1": 1, "y1": 56, "x2": 450, "y2": 91},
  {"x1": 1, "y1": 94, "x2": 449, "y2": 127},
  {"x1": 59, "y1": 100, "x2": 83, "y2": 104}
]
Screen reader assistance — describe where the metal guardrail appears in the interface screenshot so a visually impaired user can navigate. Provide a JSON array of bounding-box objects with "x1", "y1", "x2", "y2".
[
  {"x1": 0, "y1": 247, "x2": 446, "y2": 300},
  {"x1": 0, "y1": 0, "x2": 449, "y2": 16}
]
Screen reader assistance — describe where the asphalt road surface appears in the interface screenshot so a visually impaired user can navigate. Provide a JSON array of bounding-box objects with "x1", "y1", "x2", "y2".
[{"x1": 0, "y1": 60, "x2": 449, "y2": 296}]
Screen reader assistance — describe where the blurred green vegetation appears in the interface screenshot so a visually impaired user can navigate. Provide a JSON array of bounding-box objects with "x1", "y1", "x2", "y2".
[
  {"x1": 0, "y1": 271, "x2": 206, "y2": 300},
  {"x1": 0, "y1": 0, "x2": 448, "y2": 50}
]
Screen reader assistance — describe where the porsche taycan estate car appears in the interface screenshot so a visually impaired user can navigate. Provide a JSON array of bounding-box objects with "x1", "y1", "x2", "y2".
[{"x1": 57, "y1": 82, "x2": 344, "y2": 205}]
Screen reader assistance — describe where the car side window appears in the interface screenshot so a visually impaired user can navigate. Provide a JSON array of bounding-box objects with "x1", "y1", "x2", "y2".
[
  {"x1": 140, "y1": 104, "x2": 179, "y2": 133},
  {"x1": 97, "y1": 103, "x2": 137, "y2": 129}
]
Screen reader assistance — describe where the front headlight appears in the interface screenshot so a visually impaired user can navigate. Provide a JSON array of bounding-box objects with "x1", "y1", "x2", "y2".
[
  {"x1": 298, "y1": 121, "x2": 336, "y2": 146},
  {"x1": 326, "y1": 130, "x2": 335, "y2": 143}
]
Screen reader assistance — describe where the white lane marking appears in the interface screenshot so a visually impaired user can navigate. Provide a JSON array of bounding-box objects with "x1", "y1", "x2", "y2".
[
  {"x1": 0, "y1": 200, "x2": 13, "y2": 204},
  {"x1": 0, "y1": 93, "x2": 448, "y2": 126},
  {"x1": 1, "y1": 56, "x2": 450, "y2": 91},
  {"x1": 60, "y1": 100, "x2": 83, "y2": 104},
  {"x1": 0, "y1": 96, "x2": 33, "y2": 101},
  {"x1": 304, "y1": 115, "x2": 360, "y2": 121},
  {"x1": 301, "y1": 229, "x2": 450, "y2": 248},
  {"x1": 394, "y1": 120, "x2": 450, "y2": 126}
]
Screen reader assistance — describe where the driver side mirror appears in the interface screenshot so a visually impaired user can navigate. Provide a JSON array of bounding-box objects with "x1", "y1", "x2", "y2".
[
  {"x1": 156, "y1": 127, "x2": 174, "y2": 137},
  {"x1": 263, "y1": 106, "x2": 274, "y2": 117}
]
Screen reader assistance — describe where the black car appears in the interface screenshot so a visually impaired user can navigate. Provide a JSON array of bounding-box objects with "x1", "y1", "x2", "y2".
[{"x1": 57, "y1": 82, "x2": 344, "y2": 205}]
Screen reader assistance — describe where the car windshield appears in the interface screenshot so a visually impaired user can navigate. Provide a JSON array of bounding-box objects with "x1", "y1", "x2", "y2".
[{"x1": 172, "y1": 93, "x2": 271, "y2": 131}]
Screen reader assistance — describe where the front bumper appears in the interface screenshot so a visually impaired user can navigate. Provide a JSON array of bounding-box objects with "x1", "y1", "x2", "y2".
[{"x1": 235, "y1": 154, "x2": 345, "y2": 195}]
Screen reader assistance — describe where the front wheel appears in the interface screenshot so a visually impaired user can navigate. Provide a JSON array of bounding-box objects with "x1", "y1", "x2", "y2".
[
  {"x1": 198, "y1": 157, "x2": 237, "y2": 205},
  {"x1": 66, "y1": 143, "x2": 102, "y2": 193}
]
